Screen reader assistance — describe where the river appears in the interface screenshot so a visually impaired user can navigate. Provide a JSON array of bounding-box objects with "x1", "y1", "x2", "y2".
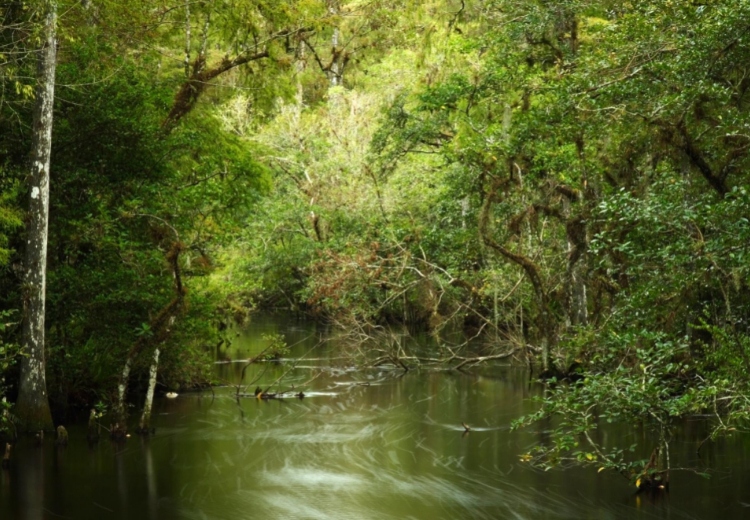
[{"x1": 1, "y1": 315, "x2": 750, "y2": 519}]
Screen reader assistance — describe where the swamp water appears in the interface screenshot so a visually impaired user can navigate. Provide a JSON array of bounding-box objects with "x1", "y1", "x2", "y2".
[{"x1": 2, "y1": 315, "x2": 750, "y2": 519}]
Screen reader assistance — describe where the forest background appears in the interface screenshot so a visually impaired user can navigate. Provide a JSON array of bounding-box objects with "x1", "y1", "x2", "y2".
[{"x1": 1, "y1": 0, "x2": 749, "y2": 484}]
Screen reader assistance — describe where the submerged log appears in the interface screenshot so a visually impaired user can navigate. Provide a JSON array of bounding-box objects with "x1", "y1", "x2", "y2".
[{"x1": 240, "y1": 390, "x2": 306, "y2": 400}]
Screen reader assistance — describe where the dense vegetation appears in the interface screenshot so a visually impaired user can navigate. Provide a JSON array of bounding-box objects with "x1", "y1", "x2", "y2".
[{"x1": 1, "y1": 0, "x2": 749, "y2": 488}]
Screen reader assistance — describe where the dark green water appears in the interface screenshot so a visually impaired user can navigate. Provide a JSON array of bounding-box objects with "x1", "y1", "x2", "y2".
[{"x1": 2, "y1": 315, "x2": 750, "y2": 519}]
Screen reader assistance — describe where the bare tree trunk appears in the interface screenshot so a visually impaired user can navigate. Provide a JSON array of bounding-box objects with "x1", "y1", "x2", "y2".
[
  {"x1": 328, "y1": 1, "x2": 341, "y2": 86},
  {"x1": 111, "y1": 240, "x2": 185, "y2": 439},
  {"x1": 565, "y1": 216, "x2": 588, "y2": 328},
  {"x1": 138, "y1": 347, "x2": 160, "y2": 434},
  {"x1": 295, "y1": 30, "x2": 306, "y2": 106},
  {"x1": 184, "y1": 0, "x2": 191, "y2": 77},
  {"x1": 330, "y1": 26, "x2": 340, "y2": 86},
  {"x1": 16, "y1": 0, "x2": 57, "y2": 433},
  {"x1": 110, "y1": 357, "x2": 131, "y2": 438}
]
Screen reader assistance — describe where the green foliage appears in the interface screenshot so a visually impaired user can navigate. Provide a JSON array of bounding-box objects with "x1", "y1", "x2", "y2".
[
  {"x1": 260, "y1": 333, "x2": 290, "y2": 360},
  {"x1": 0, "y1": 0, "x2": 748, "y2": 482},
  {"x1": 0, "y1": 3, "x2": 277, "y2": 406},
  {"x1": 0, "y1": 180, "x2": 22, "y2": 266},
  {"x1": 217, "y1": 0, "x2": 749, "y2": 480},
  {"x1": 0, "y1": 309, "x2": 19, "y2": 436}
]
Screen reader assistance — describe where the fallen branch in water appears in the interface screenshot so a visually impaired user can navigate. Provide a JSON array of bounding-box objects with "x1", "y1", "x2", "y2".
[
  {"x1": 450, "y1": 348, "x2": 520, "y2": 370},
  {"x1": 256, "y1": 340, "x2": 325, "y2": 398},
  {"x1": 235, "y1": 332, "x2": 321, "y2": 397},
  {"x1": 272, "y1": 372, "x2": 323, "y2": 398},
  {"x1": 242, "y1": 372, "x2": 323, "y2": 400},
  {"x1": 236, "y1": 346, "x2": 275, "y2": 399},
  {"x1": 369, "y1": 347, "x2": 519, "y2": 371}
]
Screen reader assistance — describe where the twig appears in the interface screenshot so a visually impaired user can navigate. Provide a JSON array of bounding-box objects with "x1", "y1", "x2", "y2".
[
  {"x1": 452, "y1": 348, "x2": 518, "y2": 370},
  {"x1": 260, "y1": 340, "x2": 325, "y2": 396}
]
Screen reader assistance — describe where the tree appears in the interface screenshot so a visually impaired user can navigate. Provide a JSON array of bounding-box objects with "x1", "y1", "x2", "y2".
[
  {"x1": 15, "y1": 0, "x2": 57, "y2": 432},
  {"x1": 243, "y1": 0, "x2": 750, "y2": 486}
]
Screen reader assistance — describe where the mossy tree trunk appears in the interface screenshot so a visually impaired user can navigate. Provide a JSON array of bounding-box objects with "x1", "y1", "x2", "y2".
[{"x1": 16, "y1": 0, "x2": 57, "y2": 433}]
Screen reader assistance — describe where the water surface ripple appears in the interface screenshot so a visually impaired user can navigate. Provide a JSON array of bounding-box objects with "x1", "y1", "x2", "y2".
[{"x1": 2, "y1": 316, "x2": 750, "y2": 519}]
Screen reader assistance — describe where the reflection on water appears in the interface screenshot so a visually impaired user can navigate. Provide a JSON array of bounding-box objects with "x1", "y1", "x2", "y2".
[{"x1": 2, "y1": 315, "x2": 750, "y2": 519}]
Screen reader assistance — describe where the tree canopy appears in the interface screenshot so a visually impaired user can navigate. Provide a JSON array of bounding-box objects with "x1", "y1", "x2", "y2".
[{"x1": 0, "y1": 0, "x2": 749, "y2": 487}]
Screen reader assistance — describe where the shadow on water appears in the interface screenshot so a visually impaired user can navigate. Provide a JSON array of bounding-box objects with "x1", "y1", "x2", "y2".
[{"x1": 3, "y1": 314, "x2": 750, "y2": 519}]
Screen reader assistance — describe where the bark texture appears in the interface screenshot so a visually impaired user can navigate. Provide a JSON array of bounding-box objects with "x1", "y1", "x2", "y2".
[
  {"x1": 138, "y1": 347, "x2": 160, "y2": 434},
  {"x1": 16, "y1": 0, "x2": 57, "y2": 432},
  {"x1": 328, "y1": 1, "x2": 343, "y2": 86}
]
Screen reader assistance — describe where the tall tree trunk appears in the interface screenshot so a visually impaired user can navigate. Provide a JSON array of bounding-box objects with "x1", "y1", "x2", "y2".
[
  {"x1": 111, "y1": 357, "x2": 131, "y2": 438},
  {"x1": 16, "y1": 0, "x2": 57, "y2": 433},
  {"x1": 183, "y1": 0, "x2": 191, "y2": 77},
  {"x1": 138, "y1": 347, "x2": 160, "y2": 434},
  {"x1": 328, "y1": 1, "x2": 342, "y2": 86},
  {"x1": 565, "y1": 216, "x2": 588, "y2": 328},
  {"x1": 330, "y1": 26, "x2": 341, "y2": 86}
]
